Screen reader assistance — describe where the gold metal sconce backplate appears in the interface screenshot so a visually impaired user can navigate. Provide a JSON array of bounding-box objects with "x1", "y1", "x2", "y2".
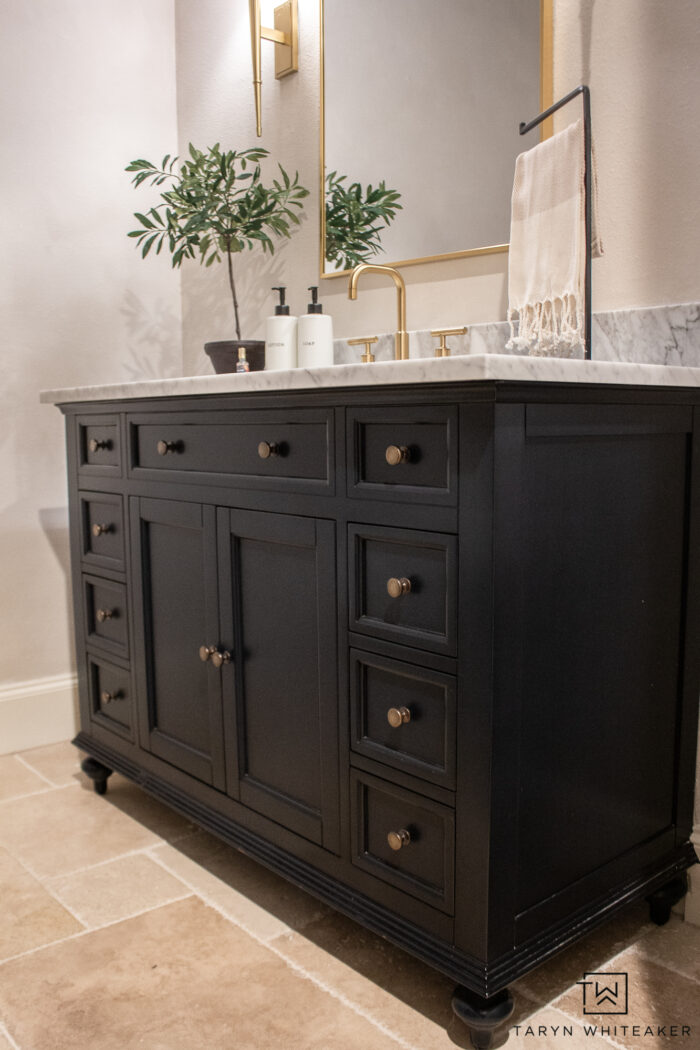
[{"x1": 272, "y1": 0, "x2": 298, "y2": 78}]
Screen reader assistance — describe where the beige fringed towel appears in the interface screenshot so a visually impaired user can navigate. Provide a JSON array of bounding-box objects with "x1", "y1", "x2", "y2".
[{"x1": 507, "y1": 118, "x2": 603, "y2": 357}]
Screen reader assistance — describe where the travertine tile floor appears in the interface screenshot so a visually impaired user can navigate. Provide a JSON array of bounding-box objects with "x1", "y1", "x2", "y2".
[{"x1": 1, "y1": 742, "x2": 699, "y2": 1050}]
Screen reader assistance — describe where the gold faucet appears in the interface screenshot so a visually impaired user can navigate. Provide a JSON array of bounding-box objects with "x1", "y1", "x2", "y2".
[{"x1": 348, "y1": 264, "x2": 409, "y2": 361}]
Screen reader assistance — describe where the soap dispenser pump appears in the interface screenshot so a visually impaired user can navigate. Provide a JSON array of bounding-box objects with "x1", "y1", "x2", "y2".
[
  {"x1": 297, "y1": 287, "x2": 334, "y2": 369},
  {"x1": 264, "y1": 286, "x2": 297, "y2": 370}
]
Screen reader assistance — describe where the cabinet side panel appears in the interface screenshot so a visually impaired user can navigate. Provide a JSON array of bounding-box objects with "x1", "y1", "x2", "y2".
[{"x1": 514, "y1": 413, "x2": 690, "y2": 917}]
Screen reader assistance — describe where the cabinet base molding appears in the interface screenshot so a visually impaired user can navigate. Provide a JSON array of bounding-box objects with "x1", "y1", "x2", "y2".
[
  {"x1": 74, "y1": 734, "x2": 697, "y2": 998},
  {"x1": 0, "y1": 673, "x2": 77, "y2": 755}
]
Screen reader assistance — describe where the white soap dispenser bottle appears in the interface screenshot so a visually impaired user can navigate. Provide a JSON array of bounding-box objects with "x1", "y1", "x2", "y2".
[
  {"x1": 297, "y1": 287, "x2": 334, "y2": 369},
  {"x1": 264, "y1": 286, "x2": 297, "y2": 370}
]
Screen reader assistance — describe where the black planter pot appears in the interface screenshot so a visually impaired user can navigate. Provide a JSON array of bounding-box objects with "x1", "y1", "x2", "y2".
[{"x1": 204, "y1": 340, "x2": 265, "y2": 374}]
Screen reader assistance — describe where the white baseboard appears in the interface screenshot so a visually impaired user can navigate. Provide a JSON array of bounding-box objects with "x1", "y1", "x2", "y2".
[
  {"x1": 0, "y1": 673, "x2": 78, "y2": 755},
  {"x1": 685, "y1": 830, "x2": 700, "y2": 926}
]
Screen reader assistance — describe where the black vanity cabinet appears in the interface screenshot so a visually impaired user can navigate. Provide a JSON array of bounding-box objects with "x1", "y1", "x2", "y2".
[{"x1": 60, "y1": 382, "x2": 700, "y2": 1050}]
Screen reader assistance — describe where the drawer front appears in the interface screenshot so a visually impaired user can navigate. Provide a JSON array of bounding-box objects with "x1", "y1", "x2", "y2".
[
  {"x1": 347, "y1": 405, "x2": 457, "y2": 505},
  {"x1": 349, "y1": 524, "x2": 457, "y2": 655},
  {"x1": 77, "y1": 415, "x2": 121, "y2": 476},
  {"x1": 83, "y1": 575, "x2": 128, "y2": 658},
  {"x1": 350, "y1": 649, "x2": 456, "y2": 788},
  {"x1": 80, "y1": 492, "x2": 125, "y2": 571},
  {"x1": 129, "y1": 409, "x2": 333, "y2": 491},
  {"x1": 351, "y1": 770, "x2": 454, "y2": 913},
  {"x1": 87, "y1": 655, "x2": 133, "y2": 738}
]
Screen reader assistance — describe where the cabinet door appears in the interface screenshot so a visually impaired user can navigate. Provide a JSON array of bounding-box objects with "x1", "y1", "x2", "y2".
[
  {"x1": 218, "y1": 508, "x2": 339, "y2": 852},
  {"x1": 131, "y1": 497, "x2": 226, "y2": 790}
]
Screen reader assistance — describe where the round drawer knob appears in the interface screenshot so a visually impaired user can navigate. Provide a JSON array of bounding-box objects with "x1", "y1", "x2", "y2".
[
  {"x1": 257, "y1": 441, "x2": 280, "y2": 459},
  {"x1": 96, "y1": 608, "x2": 114, "y2": 623},
  {"x1": 211, "y1": 650, "x2": 232, "y2": 669},
  {"x1": 199, "y1": 645, "x2": 217, "y2": 663},
  {"x1": 88, "y1": 438, "x2": 111, "y2": 453},
  {"x1": 387, "y1": 577, "x2": 411, "y2": 599},
  {"x1": 387, "y1": 706, "x2": 411, "y2": 728},
  {"x1": 100, "y1": 689, "x2": 123, "y2": 705},
  {"x1": 92, "y1": 522, "x2": 113, "y2": 537},
  {"x1": 157, "y1": 440, "x2": 181, "y2": 456},
  {"x1": 387, "y1": 828, "x2": 411, "y2": 852},
  {"x1": 385, "y1": 444, "x2": 411, "y2": 466}
]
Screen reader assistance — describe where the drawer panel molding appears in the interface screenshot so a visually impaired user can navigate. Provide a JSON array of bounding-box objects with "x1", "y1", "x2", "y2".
[
  {"x1": 349, "y1": 524, "x2": 457, "y2": 655},
  {"x1": 77, "y1": 415, "x2": 122, "y2": 477},
  {"x1": 351, "y1": 769, "x2": 455, "y2": 914},
  {"x1": 87, "y1": 654, "x2": 133, "y2": 740},
  {"x1": 83, "y1": 574, "x2": 129, "y2": 659},
  {"x1": 128, "y1": 409, "x2": 334, "y2": 494},
  {"x1": 79, "y1": 492, "x2": 125, "y2": 572},
  {"x1": 350, "y1": 648, "x2": 456, "y2": 788},
  {"x1": 347, "y1": 404, "x2": 458, "y2": 506}
]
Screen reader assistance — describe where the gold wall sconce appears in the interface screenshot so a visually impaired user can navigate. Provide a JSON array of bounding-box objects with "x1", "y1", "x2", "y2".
[{"x1": 248, "y1": 0, "x2": 299, "y2": 137}]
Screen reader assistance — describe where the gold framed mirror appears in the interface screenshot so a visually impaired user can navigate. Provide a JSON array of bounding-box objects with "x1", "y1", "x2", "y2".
[{"x1": 320, "y1": 0, "x2": 553, "y2": 279}]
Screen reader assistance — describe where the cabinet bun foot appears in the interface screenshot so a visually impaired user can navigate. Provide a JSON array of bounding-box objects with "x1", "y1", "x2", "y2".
[
  {"x1": 646, "y1": 874, "x2": 688, "y2": 926},
  {"x1": 451, "y1": 985, "x2": 514, "y2": 1049},
  {"x1": 81, "y1": 756, "x2": 113, "y2": 795}
]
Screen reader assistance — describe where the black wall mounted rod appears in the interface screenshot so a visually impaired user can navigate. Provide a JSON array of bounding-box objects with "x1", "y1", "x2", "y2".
[{"x1": 519, "y1": 84, "x2": 592, "y2": 360}]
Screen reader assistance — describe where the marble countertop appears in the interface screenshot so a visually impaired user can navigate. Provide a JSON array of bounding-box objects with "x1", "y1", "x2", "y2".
[{"x1": 40, "y1": 353, "x2": 700, "y2": 406}]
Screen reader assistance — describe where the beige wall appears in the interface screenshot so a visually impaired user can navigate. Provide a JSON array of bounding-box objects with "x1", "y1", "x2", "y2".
[
  {"x1": 177, "y1": 0, "x2": 700, "y2": 374},
  {"x1": 0, "y1": 0, "x2": 181, "y2": 745}
]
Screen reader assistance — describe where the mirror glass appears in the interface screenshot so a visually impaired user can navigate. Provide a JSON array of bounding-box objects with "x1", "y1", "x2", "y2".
[{"x1": 321, "y1": 0, "x2": 551, "y2": 277}]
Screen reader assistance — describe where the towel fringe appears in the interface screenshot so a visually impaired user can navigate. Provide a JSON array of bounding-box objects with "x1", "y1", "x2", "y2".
[{"x1": 507, "y1": 293, "x2": 585, "y2": 358}]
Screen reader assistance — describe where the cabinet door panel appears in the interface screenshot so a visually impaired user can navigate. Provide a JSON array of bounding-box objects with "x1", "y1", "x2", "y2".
[
  {"x1": 219, "y1": 508, "x2": 339, "y2": 851},
  {"x1": 131, "y1": 497, "x2": 226, "y2": 790}
]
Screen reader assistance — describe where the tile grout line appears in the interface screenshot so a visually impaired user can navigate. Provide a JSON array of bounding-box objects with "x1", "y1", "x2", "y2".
[
  {"x1": 0, "y1": 1020, "x2": 22, "y2": 1050},
  {"x1": 630, "y1": 940, "x2": 700, "y2": 988},
  {"x1": 44, "y1": 889, "x2": 195, "y2": 934},
  {"x1": 7, "y1": 837, "x2": 198, "y2": 889},
  {"x1": 12, "y1": 753, "x2": 62, "y2": 788},
  {"x1": 548, "y1": 1004, "x2": 625, "y2": 1050},
  {"x1": 33, "y1": 888, "x2": 88, "y2": 931},
  {"x1": 0, "y1": 895, "x2": 195, "y2": 968},
  {"x1": 512, "y1": 981, "x2": 549, "y2": 1009},
  {"x1": 516, "y1": 923, "x2": 657, "y2": 1003},
  {"x1": 148, "y1": 850, "x2": 424, "y2": 1050},
  {"x1": 0, "y1": 782, "x2": 79, "y2": 806},
  {"x1": 41, "y1": 845, "x2": 172, "y2": 883}
]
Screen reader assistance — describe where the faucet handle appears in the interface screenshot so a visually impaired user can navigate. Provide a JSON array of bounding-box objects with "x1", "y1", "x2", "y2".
[
  {"x1": 348, "y1": 336, "x2": 378, "y2": 363},
  {"x1": 431, "y1": 326, "x2": 467, "y2": 358}
]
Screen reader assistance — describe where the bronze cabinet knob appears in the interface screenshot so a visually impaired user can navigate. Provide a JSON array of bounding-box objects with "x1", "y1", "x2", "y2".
[
  {"x1": 387, "y1": 828, "x2": 411, "y2": 851},
  {"x1": 91, "y1": 522, "x2": 113, "y2": 537},
  {"x1": 211, "y1": 650, "x2": 232, "y2": 669},
  {"x1": 88, "y1": 438, "x2": 111, "y2": 452},
  {"x1": 199, "y1": 645, "x2": 217, "y2": 663},
  {"x1": 157, "y1": 439, "x2": 181, "y2": 456},
  {"x1": 96, "y1": 608, "x2": 114, "y2": 623},
  {"x1": 385, "y1": 444, "x2": 411, "y2": 466},
  {"x1": 257, "y1": 441, "x2": 280, "y2": 459},
  {"x1": 387, "y1": 577, "x2": 411, "y2": 598},
  {"x1": 100, "y1": 689, "x2": 123, "y2": 705},
  {"x1": 387, "y1": 706, "x2": 411, "y2": 728}
]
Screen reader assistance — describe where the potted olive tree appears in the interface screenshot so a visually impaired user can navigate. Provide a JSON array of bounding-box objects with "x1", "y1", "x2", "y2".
[{"x1": 127, "y1": 144, "x2": 309, "y2": 371}]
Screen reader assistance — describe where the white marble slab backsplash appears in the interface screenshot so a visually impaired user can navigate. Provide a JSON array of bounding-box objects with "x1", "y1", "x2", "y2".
[{"x1": 333, "y1": 302, "x2": 700, "y2": 367}]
